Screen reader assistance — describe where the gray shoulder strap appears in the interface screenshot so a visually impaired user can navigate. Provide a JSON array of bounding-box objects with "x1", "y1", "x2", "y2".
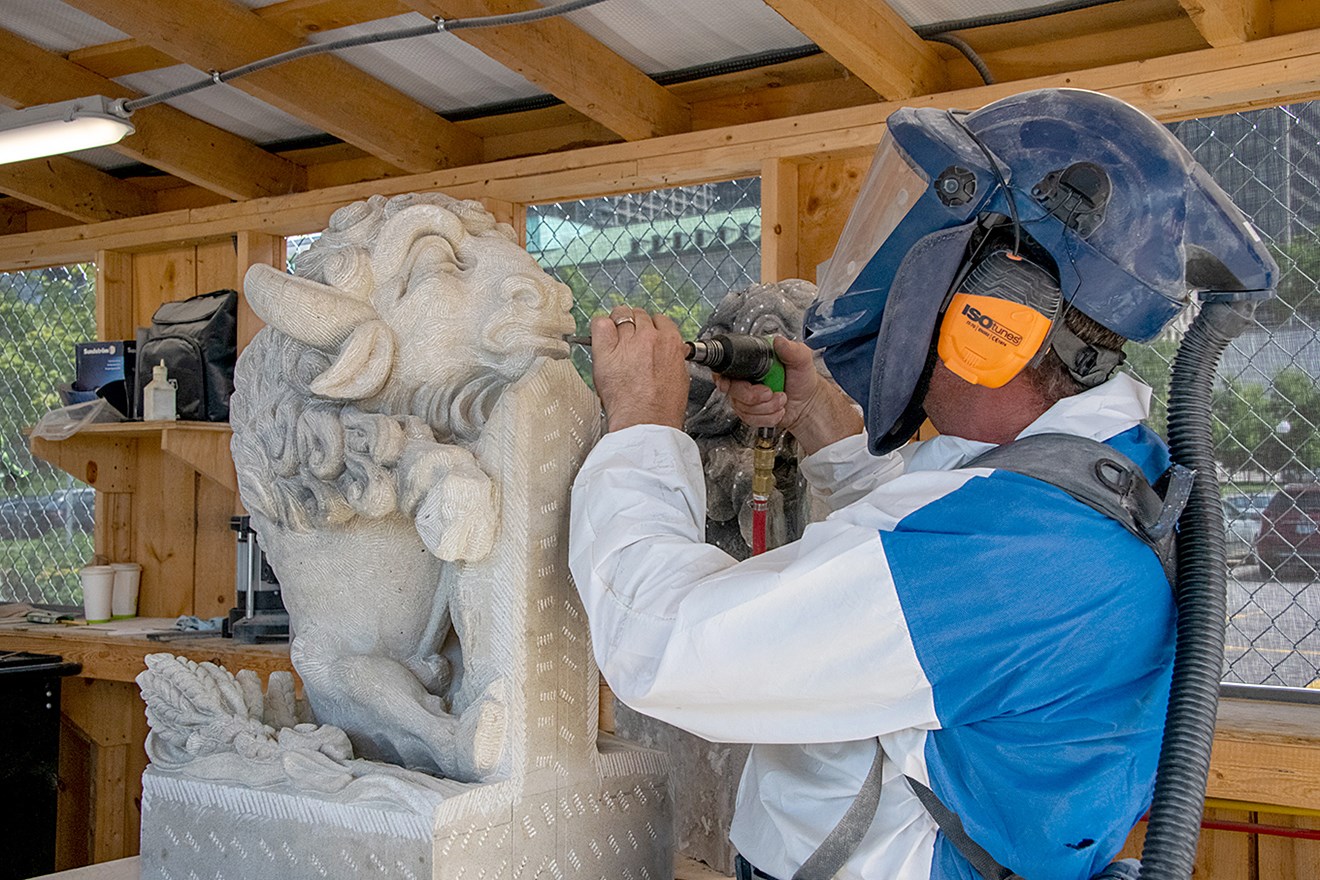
[
  {"x1": 791, "y1": 741, "x2": 886, "y2": 880},
  {"x1": 965, "y1": 432, "x2": 1193, "y2": 586},
  {"x1": 904, "y1": 774, "x2": 1024, "y2": 880},
  {"x1": 789, "y1": 737, "x2": 1025, "y2": 880}
]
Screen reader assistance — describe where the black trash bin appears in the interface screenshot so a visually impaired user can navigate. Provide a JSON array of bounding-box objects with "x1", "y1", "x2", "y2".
[{"x1": 0, "y1": 651, "x2": 81, "y2": 880}]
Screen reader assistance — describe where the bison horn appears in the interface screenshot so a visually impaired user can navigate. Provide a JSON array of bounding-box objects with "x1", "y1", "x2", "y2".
[
  {"x1": 244, "y1": 263, "x2": 378, "y2": 350},
  {"x1": 309, "y1": 320, "x2": 396, "y2": 401}
]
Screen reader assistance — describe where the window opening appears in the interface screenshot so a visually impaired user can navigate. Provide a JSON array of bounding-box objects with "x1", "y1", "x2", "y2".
[
  {"x1": 528, "y1": 178, "x2": 762, "y2": 383},
  {"x1": 0, "y1": 264, "x2": 97, "y2": 606}
]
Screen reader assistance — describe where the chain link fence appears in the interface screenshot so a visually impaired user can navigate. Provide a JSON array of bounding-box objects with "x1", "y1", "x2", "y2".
[
  {"x1": 1124, "y1": 102, "x2": 1320, "y2": 688},
  {"x1": 0, "y1": 264, "x2": 97, "y2": 606},
  {"x1": 528, "y1": 179, "x2": 762, "y2": 382},
  {"x1": 287, "y1": 233, "x2": 321, "y2": 272}
]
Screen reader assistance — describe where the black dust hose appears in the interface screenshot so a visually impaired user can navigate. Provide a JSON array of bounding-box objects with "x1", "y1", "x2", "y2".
[{"x1": 1139, "y1": 298, "x2": 1256, "y2": 880}]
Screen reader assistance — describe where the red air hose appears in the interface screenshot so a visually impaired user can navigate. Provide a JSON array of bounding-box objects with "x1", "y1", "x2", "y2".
[{"x1": 751, "y1": 497, "x2": 769, "y2": 555}]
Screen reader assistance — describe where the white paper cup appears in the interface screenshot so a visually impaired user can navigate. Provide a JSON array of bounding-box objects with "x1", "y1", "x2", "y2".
[
  {"x1": 111, "y1": 562, "x2": 142, "y2": 619},
  {"x1": 80, "y1": 565, "x2": 115, "y2": 623}
]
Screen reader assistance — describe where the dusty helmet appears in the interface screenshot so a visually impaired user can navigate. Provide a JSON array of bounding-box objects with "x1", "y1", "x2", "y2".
[{"x1": 803, "y1": 88, "x2": 1277, "y2": 454}]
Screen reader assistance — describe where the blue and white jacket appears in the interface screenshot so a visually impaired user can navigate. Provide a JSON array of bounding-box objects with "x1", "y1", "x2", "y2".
[{"x1": 568, "y1": 373, "x2": 1175, "y2": 880}]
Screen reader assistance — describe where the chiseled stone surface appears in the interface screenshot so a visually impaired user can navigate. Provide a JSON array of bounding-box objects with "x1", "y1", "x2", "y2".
[{"x1": 138, "y1": 193, "x2": 670, "y2": 879}]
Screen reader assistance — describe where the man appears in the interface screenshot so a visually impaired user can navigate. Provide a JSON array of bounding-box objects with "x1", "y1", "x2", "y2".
[{"x1": 567, "y1": 89, "x2": 1276, "y2": 880}]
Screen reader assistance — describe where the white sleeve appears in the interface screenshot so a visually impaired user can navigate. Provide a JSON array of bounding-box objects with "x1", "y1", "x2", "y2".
[
  {"x1": 799, "y1": 432, "x2": 909, "y2": 514},
  {"x1": 568, "y1": 424, "x2": 937, "y2": 745}
]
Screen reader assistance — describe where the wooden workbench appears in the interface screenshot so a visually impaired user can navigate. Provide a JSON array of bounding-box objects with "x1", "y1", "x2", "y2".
[{"x1": 0, "y1": 617, "x2": 295, "y2": 871}]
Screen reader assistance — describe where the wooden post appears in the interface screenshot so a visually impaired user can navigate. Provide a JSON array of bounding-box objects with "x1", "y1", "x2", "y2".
[
  {"x1": 760, "y1": 158, "x2": 800, "y2": 283},
  {"x1": 234, "y1": 232, "x2": 280, "y2": 351},
  {"x1": 95, "y1": 250, "x2": 134, "y2": 341}
]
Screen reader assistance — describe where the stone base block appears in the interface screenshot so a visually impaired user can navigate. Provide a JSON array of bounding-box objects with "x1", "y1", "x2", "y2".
[{"x1": 141, "y1": 745, "x2": 671, "y2": 880}]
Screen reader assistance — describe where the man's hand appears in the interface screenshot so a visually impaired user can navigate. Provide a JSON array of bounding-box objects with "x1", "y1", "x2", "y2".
[
  {"x1": 591, "y1": 306, "x2": 690, "y2": 433},
  {"x1": 716, "y1": 336, "x2": 863, "y2": 455}
]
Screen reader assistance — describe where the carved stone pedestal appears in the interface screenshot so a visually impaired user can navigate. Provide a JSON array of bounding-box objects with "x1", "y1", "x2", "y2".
[{"x1": 141, "y1": 738, "x2": 671, "y2": 880}]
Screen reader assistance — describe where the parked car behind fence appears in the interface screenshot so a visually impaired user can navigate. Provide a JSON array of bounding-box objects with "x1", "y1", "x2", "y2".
[
  {"x1": 0, "y1": 487, "x2": 94, "y2": 540},
  {"x1": 1254, "y1": 483, "x2": 1320, "y2": 580}
]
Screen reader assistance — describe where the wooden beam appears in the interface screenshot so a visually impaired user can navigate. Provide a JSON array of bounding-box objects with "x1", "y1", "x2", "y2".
[
  {"x1": 0, "y1": 29, "x2": 305, "y2": 202},
  {"x1": 943, "y1": 8, "x2": 1207, "y2": 88},
  {"x1": 404, "y1": 0, "x2": 691, "y2": 140},
  {"x1": 1178, "y1": 0, "x2": 1272, "y2": 46},
  {"x1": 0, "y1": 158, "x2": 156, "y2": 223},
  {"x1": 67, "y1": 0, "x2": 410, "y2": 79},
  {"x1": 763, "y1": 0, "x2": 946, "y2": 98},
  {"x1": 63, "y1": 0, "x2": 482, "y2": 174}
]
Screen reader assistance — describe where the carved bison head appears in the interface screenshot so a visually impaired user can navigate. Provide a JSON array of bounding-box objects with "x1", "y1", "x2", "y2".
[{"x1": 244, "y1": 193, "x2": 575, "y2": 408}]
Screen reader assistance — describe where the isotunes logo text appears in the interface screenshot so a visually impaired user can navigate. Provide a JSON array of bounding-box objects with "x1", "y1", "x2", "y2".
[{"x1": 961, "y1": 304, "x2": 1023, "y2": 346}]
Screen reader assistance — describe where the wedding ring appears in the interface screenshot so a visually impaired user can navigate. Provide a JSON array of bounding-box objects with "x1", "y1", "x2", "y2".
[{"x1": 613, "y1": 315, "x2": 637, "y2": 327}]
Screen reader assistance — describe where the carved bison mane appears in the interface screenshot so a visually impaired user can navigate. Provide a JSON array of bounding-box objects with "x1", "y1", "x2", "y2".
[{"x1": 231, "y1": 193, "x2": 547, "y2": 532}]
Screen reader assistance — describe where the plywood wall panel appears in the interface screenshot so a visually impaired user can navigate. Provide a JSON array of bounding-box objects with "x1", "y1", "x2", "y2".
[
  {"x1": 194, "y1": 237, "x2": 237, "y2": 294},
  {"x1": 130, "y1": 247, "x2": 197, "y2": 330},
  {"x1": 796, "y1": 155, "x2": 871, "y2": 284}
]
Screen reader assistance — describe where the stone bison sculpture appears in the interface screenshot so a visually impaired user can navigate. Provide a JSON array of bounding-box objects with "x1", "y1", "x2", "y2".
[{"x1": 230, "y1": 192, "x2": 576, "y2": 782}]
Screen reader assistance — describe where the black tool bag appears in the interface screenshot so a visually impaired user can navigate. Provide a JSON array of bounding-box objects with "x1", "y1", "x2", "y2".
[{"x1": 135, "y1": 289, "x2": 238, "y2": 422}]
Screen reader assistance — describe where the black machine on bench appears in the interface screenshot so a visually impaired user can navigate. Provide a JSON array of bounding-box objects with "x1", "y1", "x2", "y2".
[{"x1": 226, "y1": 515, "x2": 290, "y2": 644}]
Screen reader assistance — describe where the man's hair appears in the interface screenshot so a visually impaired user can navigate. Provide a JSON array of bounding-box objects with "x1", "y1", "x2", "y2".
[{"x1": 1025, "y1": 308, "x2": 1128, "y2": 402}]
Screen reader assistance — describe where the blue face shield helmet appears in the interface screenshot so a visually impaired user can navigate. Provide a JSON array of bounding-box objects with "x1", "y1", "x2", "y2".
[{"x1": 803, "y1": 88, "x2": 1278, "y2": 455}]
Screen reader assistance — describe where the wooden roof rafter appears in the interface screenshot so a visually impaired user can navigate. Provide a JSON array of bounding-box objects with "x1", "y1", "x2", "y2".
[
  {"x1": 61, "y1": 0, "x2": 483, "y2": 174},
  {"x1": 402, "y1": 0, "x2": 691, "y2": 141},
  {"x1": 0, "y1": 158, "x2": 156, "y2": 223},
  {"x1": 1177, "y1": 0, "x2": 1273, "y2": 46},
  {"x1": 67, "y1": 0, "x2": 414, "y2": 79},
  {"x1": 761, "y1": 0, "x2": 946, "y2": 98},
  {"x1": 0, "y1": 28, "x2": 306, "y2": 204}
]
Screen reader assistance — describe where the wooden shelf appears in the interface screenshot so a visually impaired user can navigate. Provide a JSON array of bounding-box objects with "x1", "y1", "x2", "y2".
[
  {"x1": 0, "y1": 617, "x2": 292, "y2": 684},
  {"x1": 30, "y1": 421, "x2": 236, "y2": 494}
]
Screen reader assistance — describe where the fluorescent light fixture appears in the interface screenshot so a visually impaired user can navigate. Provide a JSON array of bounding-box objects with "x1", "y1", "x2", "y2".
[{"x1": 0, "y1": 96, "x2": 135, "y2": 166}]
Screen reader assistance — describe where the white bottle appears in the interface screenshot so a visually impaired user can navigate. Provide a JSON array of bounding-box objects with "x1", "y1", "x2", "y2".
[{"x1": 142, "y1": 359, "x2": 177, "y2": 421}]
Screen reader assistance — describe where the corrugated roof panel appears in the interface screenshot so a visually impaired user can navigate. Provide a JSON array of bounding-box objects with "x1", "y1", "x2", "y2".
[
  {"x1": 886, "y1": 0, "x2": 1077, "y2": 28},
  {"x1": 306, "y1": 13, "x2": 547, "y2": 113},
  {"x1": 538, "y1": 0, "x2": 815, "y2": 75},
  {"x1": 2, "y1": 0, "x2": 128, "y2": 53},
  {"x1": 115, "y1": 65, "x2": 324, "y2": 145}
]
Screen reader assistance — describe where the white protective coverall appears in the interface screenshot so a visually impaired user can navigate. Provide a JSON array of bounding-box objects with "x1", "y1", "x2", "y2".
[{"x1": 568, "y1": 372, "x2": 1175, "y2": 880}]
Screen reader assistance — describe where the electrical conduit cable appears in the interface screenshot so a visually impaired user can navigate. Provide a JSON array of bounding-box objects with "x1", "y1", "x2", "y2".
[
  {"x1": 1140, "y1": 299, "x2": 1257, "y2": 880},
  {"x1": 122, "y1": 0, "x2": 612, "y2": 113}
]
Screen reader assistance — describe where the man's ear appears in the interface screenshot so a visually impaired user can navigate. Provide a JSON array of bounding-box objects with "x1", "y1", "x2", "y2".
[{"x1": 310, "y1": 320, "x2": 396, "y2": 400}]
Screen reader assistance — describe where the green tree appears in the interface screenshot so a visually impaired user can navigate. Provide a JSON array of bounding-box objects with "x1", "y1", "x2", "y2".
[
  {"x1": 1213, "y1": 378, "x2": 1277, "y2": 473},
  {"x1": 1269, "y1": 367, "x2": 1320, "y2": 476},
  {"x1": 1262, "y1": 235, "x2": 1320, "y2": 327},
  {"x1": 635, "y1": 268, "x2": 711, "y2": 340},
  {"x1": 1123, "y1": 336, "x2": 1180, "y2": 437},
  {"x1": 0, "y1": 265, "x2": 97, "y2": 494}
]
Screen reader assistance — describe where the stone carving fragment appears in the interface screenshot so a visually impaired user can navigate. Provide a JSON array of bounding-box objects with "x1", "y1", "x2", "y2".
[{"x1": 685, "y1": 279, "x2": 821, "y2": 556}]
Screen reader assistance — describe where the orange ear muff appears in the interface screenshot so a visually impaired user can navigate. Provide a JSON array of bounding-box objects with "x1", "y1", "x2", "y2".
[{"x1": 937, "y1": 292, "x2": 1053, "y2": 388}]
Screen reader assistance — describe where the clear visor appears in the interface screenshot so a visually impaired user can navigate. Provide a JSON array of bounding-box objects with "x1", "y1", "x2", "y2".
[{"x1": 814, "y1": 134, "x2": 929, "y2": 320}]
